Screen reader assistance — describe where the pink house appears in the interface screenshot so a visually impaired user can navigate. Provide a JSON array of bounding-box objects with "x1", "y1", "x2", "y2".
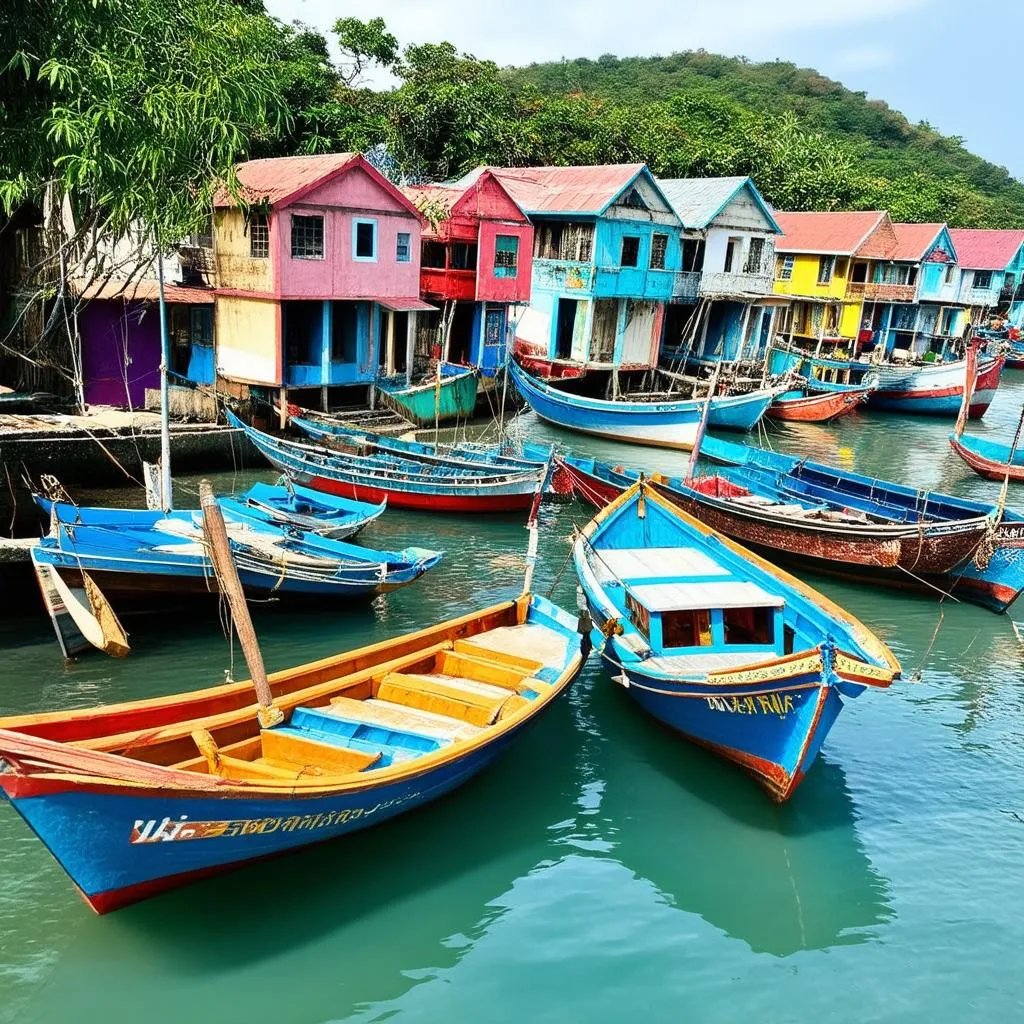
[
  {"x1": 212, "y1": 153, "x2": 433, "y2": 402},
  {"x1": 403, "y1": 171, "x2": 533, "y2": 376}
]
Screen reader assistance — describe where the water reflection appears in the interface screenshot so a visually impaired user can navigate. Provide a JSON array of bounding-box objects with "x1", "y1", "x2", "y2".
[{"x1": 586, "y1": 676, "x2": 893, "y2": 957}]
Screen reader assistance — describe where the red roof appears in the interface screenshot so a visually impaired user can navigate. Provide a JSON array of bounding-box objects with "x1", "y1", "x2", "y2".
[
  {"x1": 213, "y1": 154, "x2": 423, "y2": 219},
  {"x1": 214, "y1": 153, "x2": 359, "y2": 207},
  {"x1": 775, "y1": 211, "x2": 887, "y2": 255},
  {"x1": 948, "y1": 228, "x2": 1024, "y2": 270},
  {"x1": 75, "y1": 279, "x2": 214, "y2": 304},
  {"x1": 484, "y1": 164, "x2": 647, "y2": 215},
  {"x1": 883, "y1": 223, "x2": 946, "y2": 262}
]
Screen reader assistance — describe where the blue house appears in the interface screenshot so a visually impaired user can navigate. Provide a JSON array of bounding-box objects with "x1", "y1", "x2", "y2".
[
  {"x1": 483, "y1": 165, "x2": 682, "y2": 378},
  {"x1": 656, "y1": 176, "x2": 782, "y2": 369},
  {"x1": 948, "y1": 229, "x2": 1024, "y2": 327}
]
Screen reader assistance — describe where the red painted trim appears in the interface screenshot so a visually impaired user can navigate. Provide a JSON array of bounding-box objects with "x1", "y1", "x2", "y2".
[{"x1": 306, "y1": 475, "x2": 535, "y2": 513}]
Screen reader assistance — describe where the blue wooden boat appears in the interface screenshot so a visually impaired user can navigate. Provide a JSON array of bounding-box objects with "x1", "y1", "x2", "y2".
[
  {"x1": 230, "y1": 412, "x2": 544, "y2": 513},
  {"x1": 509, "y1": 360, "x2": 775, "y2": 450},
  {"x1": 290, "y1": 415, "x2": 549, "y2": 474},
  {"x1": 949, "y1": 430, "x2": 1024, "y2": 483},
  {"x1": 573, "y1": 480, "x2": 900, "y2": 801},
  {"x1": 700, "y1": 435, "x2": 1024, "y2": 613},
  {"x1": 32, "y1": 499, "x2": 442, "y2": 603},
  {"x1": 0, "y1": 594, "x2": 587, "y2": 912},
  {"x1": 376, "y1": 364, "x2": 479, "y2": 427},
  {"x1": 226, "y1": 481, "x2": 386, "y2": 540}
]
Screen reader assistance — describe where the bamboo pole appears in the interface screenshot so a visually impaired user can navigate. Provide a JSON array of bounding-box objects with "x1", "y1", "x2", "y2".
[{"x1": 199, "y1": 480, "x2": 283, "y2": 728}]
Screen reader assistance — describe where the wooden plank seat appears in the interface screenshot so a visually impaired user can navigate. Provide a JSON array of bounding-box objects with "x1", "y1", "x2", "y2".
[
  {"x1": 459, "y1": 622, "x2": 570, "y2": 670},
  {"x1": 376, "y1": 672, "x2": 514, "y2": 727},
  {"x1": 324, "y1": 696, "x2": 482, "y2": 742},
  {"x1": 287, "y1": 705, "x2": 444, "y2": 766}
]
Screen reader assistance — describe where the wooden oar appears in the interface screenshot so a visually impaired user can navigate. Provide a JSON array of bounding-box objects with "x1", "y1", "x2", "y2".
[{"x1": 199, "y1": 480, "x2": 283, "y2": 728}]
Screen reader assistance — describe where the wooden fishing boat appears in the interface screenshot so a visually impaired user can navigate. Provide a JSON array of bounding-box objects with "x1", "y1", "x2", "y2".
[
  {"x1": 556, "y1": 453, "x2": 993, "y2": 581},
  {"x1": 32, "y1": 499, "x2": 442, "y2": 602},
  {"x1": 509, "y1": 360, "x2": 776, "y2": 450},
  {"x1": 290, "y1": 415, "x2": 549, "y2": 475},
  {"x1": 230, "y1": 412, "x2": 544, "y2": 513},
  {"x1": 770, "y1": 345, "x2": 1004, "y2": 418},
  {"x1": 376, "y1": 364, "x2": 479, "y2": 427},
  {"x1": 700, "y1": 435, "x2": 1024, "y2": 613},
  {"x1": 226, "y1": 481, "x2": 386, "y2": 540},
  {"x1": 1007, "y1": 338, "x2": 1024, "y2": 369},
  {"x1": 0, "y1": 594, "x2": 587, "y2": 912},
  {"x1": 767, "y1": 382, "x2": 873, "y2": 423},
  {"x1": 573, "y1": 481, "x2": 899, "y2": 802}
]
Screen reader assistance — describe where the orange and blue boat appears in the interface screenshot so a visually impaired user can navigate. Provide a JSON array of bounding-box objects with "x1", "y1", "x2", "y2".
[
  {"x1": 0, "y1": 594, "x2": 587, "y2": 913},
  {"x1": 573, "y1": 481, "x2": 900, "y2": 801}
]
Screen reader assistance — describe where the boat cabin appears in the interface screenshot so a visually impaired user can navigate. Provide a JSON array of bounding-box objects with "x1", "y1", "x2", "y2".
[{"x1": 595, "y1": 546, "x2": 788, "y2": 670}]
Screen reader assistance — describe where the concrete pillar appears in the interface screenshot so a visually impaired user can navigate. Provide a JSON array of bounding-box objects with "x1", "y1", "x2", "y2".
[{"x1": 385, "y1": 310, "x2": 395, "y2": 377}]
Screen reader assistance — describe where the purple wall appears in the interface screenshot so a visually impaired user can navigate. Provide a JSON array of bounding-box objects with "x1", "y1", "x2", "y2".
[{"x1": 80, "y1": 300, "x2": 161, "y2": 409}]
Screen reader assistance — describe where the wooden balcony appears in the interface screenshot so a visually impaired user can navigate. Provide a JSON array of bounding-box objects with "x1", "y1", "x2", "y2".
[{"x1": 699, "y1": 269, "x2": 774, "y2": 297}]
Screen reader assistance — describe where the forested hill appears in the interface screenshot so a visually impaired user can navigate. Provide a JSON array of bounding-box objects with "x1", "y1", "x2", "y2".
[{"x1": 506, "y1": 52, "x2": 1024, "y2": 227}]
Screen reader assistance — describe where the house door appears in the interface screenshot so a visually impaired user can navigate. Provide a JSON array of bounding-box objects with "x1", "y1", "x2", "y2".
[
  {"x1": 555, "y1": 298, "x2": 579, "y2": 360},
  {"x1": 481, "y1": 305, "x2": 506, "y2": 375}
]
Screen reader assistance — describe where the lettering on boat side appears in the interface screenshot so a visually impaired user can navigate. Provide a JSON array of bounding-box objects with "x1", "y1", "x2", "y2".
[
  {"x1": 704, "y1": 694, "x2": 796, "y2": 717},
  {"x1": 129, "y1": 795, "x2": 421, "y2": 845}
]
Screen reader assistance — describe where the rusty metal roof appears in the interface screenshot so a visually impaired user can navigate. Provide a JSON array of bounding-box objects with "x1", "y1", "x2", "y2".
[
  {"x1": 775, "y1": 210, "x2": 888, "y2": 255},
  {"x1": 75, "y1": 279, "x2": 214, "y2": 304},
  {"x1": 658, "y1": 176, "x2": 780, "y2": 232},
  {"x1": 213, "y1": 154, "x2": 359, "y2": 208},
  {"x1": 477, "y1": 164, "x2": 648, "y2": 215},
  {"x1": 884, "y1": 223, "x2": 947, "y2": 262},
  {"x1": 947, "y1": 228, "x2": 1024, "y2": 270}
]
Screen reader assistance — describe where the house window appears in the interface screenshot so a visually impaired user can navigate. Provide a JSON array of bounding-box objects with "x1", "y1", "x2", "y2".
[
  {"x1": 682, "y1": 238, "x2": 705, "y2": 272},
  {"x1": 291, "y1": 214, "x2": 324, "y2": 260},
  {"x1": 940, "y1": 308, "x2": 958, "y2": 335},
  {"x1": 817, "y1": 255, "x2": 836, "y2": 285},
  {"x1": 422, "y1": 240, "x2": 446, "y2": 269},
  {"x1": 353, "y1": 219, "x2": 377, "y2": 261},
  {"x1": 744, "y1": 237, "x2": 765, "y2": 275},
  {"x1": 851, "y1": 261, "x2": 868, "y2": 283},
  {"x1": 724, "y1": 237, "x2": 740, "y2": 273},
  {"x1": 249, "y1": 214, "x2": 269, "y2": 259},
  {"x1": 396, "y1": 232, "x2": 411, "y2": 263},
  {"x1": 620, "y1": 187, "x2": 647, "y2": 210},
  {"x1": 778, "y1": 255, "x2": 794, "y2": 281},
  {"x1": 494, "y1": 234, "x2": 519, "y2": 277},
  {"x1": 450, "y1": 241, "x2": 478, "y2": 270},
  {"x1": 650, "y1": 233, "x2": 668, "y2": 270},
  {"x1": 944, "y1": 264, "x2": 955, "y2": 285},
  {"x1": 535, "y1": 222, "x2": 593, "y2": 262},
  {"x1": 621, "y1": 236, "x2": 640, "y2": 268},
  {"x1": 974, "y1": 270, "x2": 993, "y2": 290}
]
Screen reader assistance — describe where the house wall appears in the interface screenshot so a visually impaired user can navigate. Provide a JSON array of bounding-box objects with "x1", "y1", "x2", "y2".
[
  {"x1": 958, "y1": 267, "x2": 1005, "y2": 308},
  {"x1": 215, "y1": 209, "x2": 274, "y2": 293},
  {"x1": 216, "y1": 296, "x2": 280, "y2": 385},
  {"x1": 592, "y1": 219, "x2": 679, "y2": 300},
  {"x1": 477, "y1": 219, "x2": 533, "y2": 303},
  {"x1": 774, "y1": 252, "x2": 850, "y2": 300},
  {"x1": 80, "y1": 300, "x2": 160, "y2": 408},
  {"x1": 276, "y1": 166, "x2": 421, "y2": 300}
]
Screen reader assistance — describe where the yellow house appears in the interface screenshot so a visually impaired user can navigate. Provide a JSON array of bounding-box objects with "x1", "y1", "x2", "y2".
[{"x1": 773, "y1": 211, "x2": 896, "y2": 358}]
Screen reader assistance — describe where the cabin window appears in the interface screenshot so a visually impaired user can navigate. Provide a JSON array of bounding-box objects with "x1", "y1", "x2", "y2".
[
  {"x1": 682, "y1": 238, "x2": 705, "y2": 272},
  {"x1": 661, "y1": 609, "x2": 713, "y2": 648},
  {"x1": 450, "y1": 241, "x2": 478, "y2": 270},
  {"x1": 291, "y1": 215, "x2": 324, "y2": 260},
  {"x1": 620, "y1": 236, "x2": 640, "y2": 268},
  {"x1": 724, "y1": 237, "x2": 740, "y2": 273},
  {"x1": 353, "y1": 219, "x2": 377, "y2": 261},
  {"x1": 974, "y1": 270, "x2": 993, "y2": 291},
  {"x1": 817, "y1": 255, "x2": 836, "y2": 285},
  {"x1": 650, "y1": 233, "x2": 668, "y2": 270},
  {"x1": 494, "y1": 234, "x2": 519, "y2": 277},
  {"x1": 249, "y1": 213, "x2": 269, "y2": 259},
  {"x1": 723, "y1": 606, "x2": 774, "y2": 646},
  {"x1": 625, "y1": 593, "x2": 651, "y2": 639},
  {"x1": 422, "y1": 240, "x2": 446, "y2": 269},
  {"x1": 396, "y1": 232, "x2": 411, "y2": 263},
  {"x1": 744, "y1": 237, "x2": 765, "y2": 274},
  {"x1": 777, "y1": 255, "x2": 794, "y2": 281}
]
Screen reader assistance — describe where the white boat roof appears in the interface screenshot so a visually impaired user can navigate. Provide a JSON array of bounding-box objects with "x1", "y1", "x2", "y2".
[
  {"x1": 597, "y1": 547, "x2": 729, "y2": 579},
  {"x1": 628, "y1": 579, "x2": 784, "y2": 612}
]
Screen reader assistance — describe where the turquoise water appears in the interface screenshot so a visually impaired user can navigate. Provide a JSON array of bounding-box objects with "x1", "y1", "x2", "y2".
[{"x1": 3, "y1": 377, "x2": 1024, "y2": 1022}]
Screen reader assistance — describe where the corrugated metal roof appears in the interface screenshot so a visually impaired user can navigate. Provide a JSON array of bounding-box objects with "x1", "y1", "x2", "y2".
[
  {"x1": 658, "y1": 176, "x2": 753, "y2": 229},
  {"x1": 213, "y1": 153, "x2": 359, "y2": 208},
  {"x1": 885, "y1": 223, "x2": 946, "y2": 262},
  {"x1": 775, "y1": 210, "x2": 887, "y2": 255},
  {"x1": 484, "y1": 164, "x2": 647, "y2": 215},
  {"x1": 948, "y1": 228, "x2": 1024, "y2": 270},
  {"x1": 75, "y1": 279, "x2": 214, "y2": 304}
]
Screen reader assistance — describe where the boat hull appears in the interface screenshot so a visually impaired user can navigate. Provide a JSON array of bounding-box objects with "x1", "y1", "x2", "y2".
[
  {"x1": 868, "y1": 356, "x2": 1004, "y2": 418},
  {"x1": 377, "y1": 367, "x2": 479, "y2": 427},
  {"x1": 767, "y1": 387, "x2": 871, "y2": 423},
  {"x1": 302, "y1": 473, "x2": 535, "y2": 512},
  {"x1": 949, "y1": 435, "x2": 1024, "y2": 483}
]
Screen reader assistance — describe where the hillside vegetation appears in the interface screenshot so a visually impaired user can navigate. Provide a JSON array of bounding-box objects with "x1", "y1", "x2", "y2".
[{"x1": 507, "y1": 52, "x2": 1024, "y2": 226}]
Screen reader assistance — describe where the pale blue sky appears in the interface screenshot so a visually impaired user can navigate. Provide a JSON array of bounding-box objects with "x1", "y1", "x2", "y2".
[{"x1": 268, "y1": 0, "x2": 1024, "y2": 179}]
